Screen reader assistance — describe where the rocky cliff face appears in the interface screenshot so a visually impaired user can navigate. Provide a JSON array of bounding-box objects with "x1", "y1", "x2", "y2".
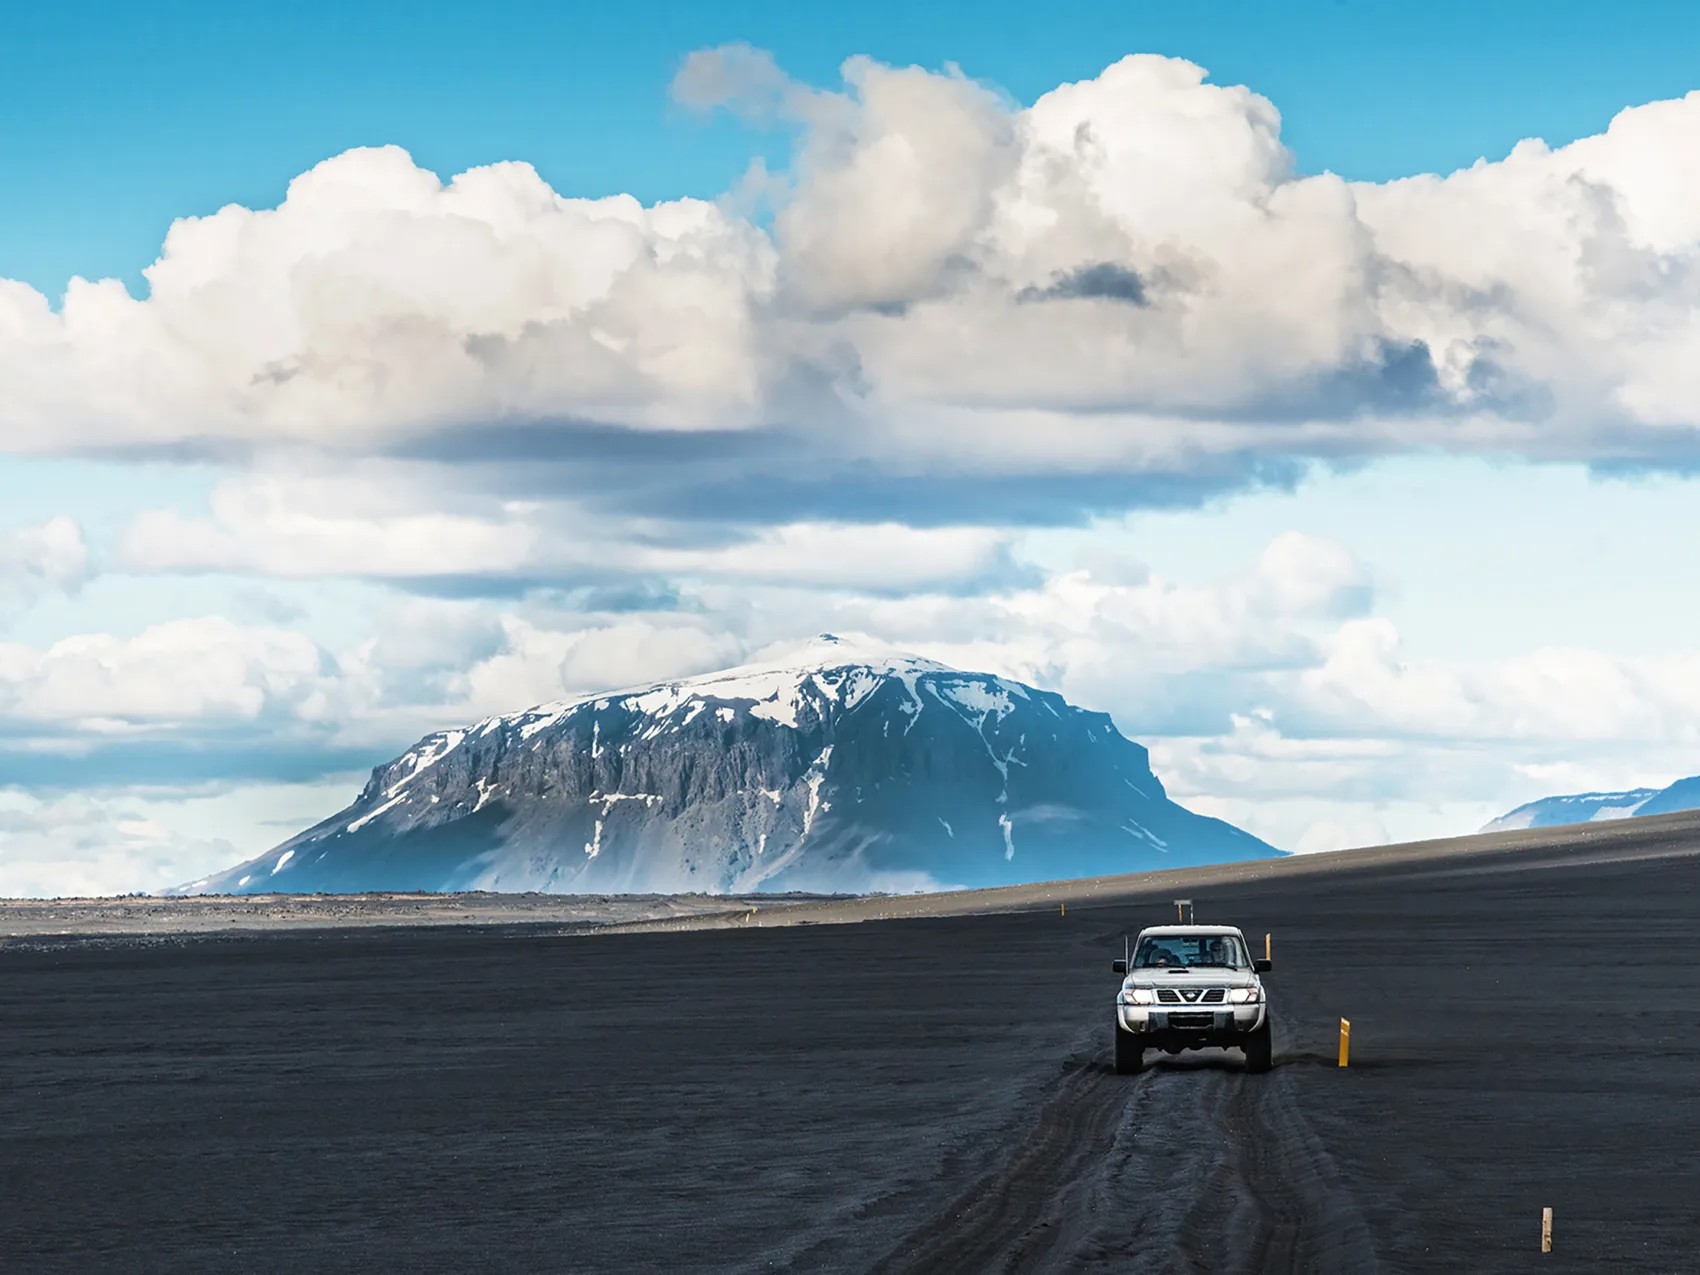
[{"x1": 186, "y1": 635, "x2": 1280, "y2": 895}]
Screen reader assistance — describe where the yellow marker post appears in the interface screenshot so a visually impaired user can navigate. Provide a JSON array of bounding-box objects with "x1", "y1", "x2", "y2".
[
  {"x1": 1338, "y1": 1018, "x2": 1351, "y2": 1067},
  {"x1": 1265, "y1": 932, "x2": 1271, "y2": 961},
  {"x1": 1060, "y1": 903, "x2": 1065, "y2": 917},
  {"x1": 1541, "y1": 1207, "x2": 1552, "y2": 1253}
]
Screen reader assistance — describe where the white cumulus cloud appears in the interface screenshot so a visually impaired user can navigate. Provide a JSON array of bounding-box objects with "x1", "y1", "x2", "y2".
[
  {"x1": 0, "y1": 54, "x2": 1696, "y2": 491},
  {"x1": 0, "y1": 617, "x2": 337, "y2": 731},
  {"x1": 0, "y1": 516, "x2": 89, "y2": 610},
  {"x1": 0, "y1": 147, "x2": 777, "y2": 451}
]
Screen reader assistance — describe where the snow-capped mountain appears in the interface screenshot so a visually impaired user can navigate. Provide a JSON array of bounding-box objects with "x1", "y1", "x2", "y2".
[
  {"x1": 1482, "y1": 776, "x2": 1700, "y2": 833},
  {"x1": 185, "y1": 634, "x2": 1280, "y2": 896}
]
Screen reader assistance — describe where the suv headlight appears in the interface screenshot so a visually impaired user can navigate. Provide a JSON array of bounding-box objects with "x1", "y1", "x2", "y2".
[
  {"x1": 1121, "y1": 988, "x2": 1156, "y2": 1005},
  {"x1": 1227, "y1": 987, "x2": 1261, "y2": 1004}
]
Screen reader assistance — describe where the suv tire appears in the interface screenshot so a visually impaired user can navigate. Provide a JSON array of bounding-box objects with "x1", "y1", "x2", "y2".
[
  {"x1": 1243, "y1": 1018, "x2": 1273, "y2": 1074},
  {"x1": 1114, "y1": 1027, "x2": 1145, "y2": 1075}
]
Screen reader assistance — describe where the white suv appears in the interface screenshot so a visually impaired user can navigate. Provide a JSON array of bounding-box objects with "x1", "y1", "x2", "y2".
[{"x1": 1112, "y1": 924, "x2": 1272, "y2": 1074}]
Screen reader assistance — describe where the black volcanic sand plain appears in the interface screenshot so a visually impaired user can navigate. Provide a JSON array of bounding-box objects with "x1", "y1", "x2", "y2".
[{"x1": 6, "y1": 814, "x2": 1700, "y2": 1272}]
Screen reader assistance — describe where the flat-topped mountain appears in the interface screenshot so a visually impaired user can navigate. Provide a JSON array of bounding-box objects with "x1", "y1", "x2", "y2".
[{"x1": 184, "y1": 635, "x2": 1280, "y2": 895}]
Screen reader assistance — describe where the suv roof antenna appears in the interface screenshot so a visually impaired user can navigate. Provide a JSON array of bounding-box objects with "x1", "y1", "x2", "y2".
[{"x1": 1174, "y1": 898, "x2": 1194, "y2": 925}]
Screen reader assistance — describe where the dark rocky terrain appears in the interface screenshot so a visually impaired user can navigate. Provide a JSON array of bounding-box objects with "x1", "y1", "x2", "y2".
[
  {"x1": 186, "y1": 635, "x2": 1276, "y2": 896},
  {"x1": 0, "y1": 891, "x2": 830, "y2": 938}
]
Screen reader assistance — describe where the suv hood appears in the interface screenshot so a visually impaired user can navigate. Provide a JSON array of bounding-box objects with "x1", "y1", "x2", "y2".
[{"x1": 1124, "y1": 969, "x2": 1258, "y2": 991}]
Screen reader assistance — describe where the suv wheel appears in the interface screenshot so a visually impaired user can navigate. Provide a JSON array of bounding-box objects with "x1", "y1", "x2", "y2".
[
  {"x1": 1114, "y1": 1027, "x2": 1145, "y2": 1074},
  {"x1": 1243, "y1": 1018, "x2": 1273, "y2": 1074}
]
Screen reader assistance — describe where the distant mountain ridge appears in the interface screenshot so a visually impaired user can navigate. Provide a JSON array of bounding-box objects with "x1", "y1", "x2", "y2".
[
  {"x1": 1483, "y1": 775, "x2": 1700, "y2": 833},
  {"x1": 183, "y1": 634, "x2": 1280, "y2": 896}
]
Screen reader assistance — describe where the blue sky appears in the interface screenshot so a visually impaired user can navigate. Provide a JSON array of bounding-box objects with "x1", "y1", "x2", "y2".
[
  {"x1": 7, "y1": 0, "x2": 1700, "y2": 295},
  {"x1": 3, "y1": 1, "x2": 1700, "y2": 894}
]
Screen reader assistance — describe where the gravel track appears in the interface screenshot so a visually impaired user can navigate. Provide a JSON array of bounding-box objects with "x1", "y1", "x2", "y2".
[
  {"x1": 870, "y1": 1031, "x2": 1125, "y2": 1275},
  {"x1": 873, "y1": 1026, "x2": 1379, "y2": 1275}
]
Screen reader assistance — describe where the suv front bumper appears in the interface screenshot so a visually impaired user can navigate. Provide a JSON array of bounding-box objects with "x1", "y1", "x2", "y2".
[{"x1": 1117, "y1": 1003, "x2": 1265, "y2": 1035}]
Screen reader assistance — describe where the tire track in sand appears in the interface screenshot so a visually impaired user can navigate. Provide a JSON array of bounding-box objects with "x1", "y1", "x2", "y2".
[
  {"x1": 1141, "y1": 1058, "x2": 1381, "y2": 1273},
  {"x1": 868, "y1": 1045, "x2": 1128, "y2": 1275},
  {"x1": 870, "y1": 1037, "x2": 1378, "y2": 1275}
]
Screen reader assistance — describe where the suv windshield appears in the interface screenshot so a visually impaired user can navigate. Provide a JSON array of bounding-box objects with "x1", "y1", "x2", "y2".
[{"x1": 1134, "y1": 934, "x2": 1249, "y2": 970}]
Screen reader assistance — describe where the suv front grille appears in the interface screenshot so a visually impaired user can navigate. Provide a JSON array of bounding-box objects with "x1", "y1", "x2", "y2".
[{"x1": 1156, "y1": 988, "x2": 1228, "y2": 1004}]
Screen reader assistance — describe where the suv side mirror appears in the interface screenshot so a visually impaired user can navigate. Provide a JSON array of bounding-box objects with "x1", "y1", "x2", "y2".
[
  {"x1": 1252, "y1": 958, "x2": 1272, "y2": 974},
  {"x1": 1111, "y1": 959, "x2": 1128, "y2": 974}
]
